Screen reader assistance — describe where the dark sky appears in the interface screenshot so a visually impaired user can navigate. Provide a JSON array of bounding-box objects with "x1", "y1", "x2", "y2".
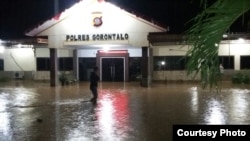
[
  {"x1": 0, "y1": 0, "x2": 248, "y2": 39},
  {"x1": 0, "y1": 0, "x2": 77, "y2": 39}
]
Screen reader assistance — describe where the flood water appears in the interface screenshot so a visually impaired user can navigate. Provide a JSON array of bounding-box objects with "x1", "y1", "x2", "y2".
[{"x1": 0, "y1": 80, "x2": 250, "y2": 141}]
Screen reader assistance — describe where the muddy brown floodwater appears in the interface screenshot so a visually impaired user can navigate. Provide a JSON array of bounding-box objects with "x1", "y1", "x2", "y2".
[{"x1": 0, "y1": 80, "x2": 250, "y2": 141}]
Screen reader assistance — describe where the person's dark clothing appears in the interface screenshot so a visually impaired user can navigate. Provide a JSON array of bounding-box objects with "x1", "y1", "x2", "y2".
[
  {"x1": 90, "y1": 71, "x2": 99, "y2": 88},
  {"x1": 90, "y1": 71, "x2": 99, "y2": 103}
]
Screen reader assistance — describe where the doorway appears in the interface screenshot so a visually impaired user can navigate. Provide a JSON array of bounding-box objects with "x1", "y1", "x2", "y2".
[
  {"x1": 101, "y1": 58, "x2": 124, "y2": 81},
  {"x1": 97, "y1": 50, "x2": 129, "y2": 81}
]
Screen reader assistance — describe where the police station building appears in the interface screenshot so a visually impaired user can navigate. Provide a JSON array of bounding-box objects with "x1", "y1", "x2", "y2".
[{"x1": 0, "y1": 0, "x2": 250, "y2": 86}]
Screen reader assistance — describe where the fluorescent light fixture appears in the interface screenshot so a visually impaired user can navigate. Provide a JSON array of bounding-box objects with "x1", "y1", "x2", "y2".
[
  {"x1": 103, "y1": 46, "x2": 109, "y2": 52},
  {"x1": 91, "y1": 44, "x2": 122, "y2": 48}
]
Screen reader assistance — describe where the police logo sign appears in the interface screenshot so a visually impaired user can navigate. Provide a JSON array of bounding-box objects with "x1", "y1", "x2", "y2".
[{"x1": 93, "y1": 16, "x2": 102, "y2": 27}]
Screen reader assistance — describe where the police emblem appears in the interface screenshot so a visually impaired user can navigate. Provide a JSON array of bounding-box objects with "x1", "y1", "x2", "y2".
[{"x1": 93, "y1": 16, "x2": 102, "y2": 27}]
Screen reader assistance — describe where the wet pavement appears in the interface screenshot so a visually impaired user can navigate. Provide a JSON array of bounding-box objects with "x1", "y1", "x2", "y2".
[{"x1": 0, "y1": 80, "x2": 250, "y2": 141}]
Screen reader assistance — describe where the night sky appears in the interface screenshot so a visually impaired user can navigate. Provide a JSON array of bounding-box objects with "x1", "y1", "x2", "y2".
[{"x1": 0, "y1": 0, "x2": 248, "y2": 39}]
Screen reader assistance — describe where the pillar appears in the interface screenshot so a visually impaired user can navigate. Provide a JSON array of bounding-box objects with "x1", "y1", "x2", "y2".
[
  {"x1": 73, "y1": 49, "x2": 79, "y2": 80},
  {"x1": 141, "y1": 46, "x2": 148, "y2": 87},
  {"x1": 148, "y1": 47, "x2": 153, "y2": 86},
  {"x1": 50, "y1": 48, "x2": 58, "y2": 87}
]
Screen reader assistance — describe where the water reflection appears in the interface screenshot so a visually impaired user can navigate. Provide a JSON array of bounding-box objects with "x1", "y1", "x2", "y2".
[
  {"x1": 98, "y1": 90, "x2": 116, "y2": 140},
  {"x1": 97, "y1": 89, "x2": 129, "y2": 140},
  {"x1": 12, "y1": 88, "x2": 37, "y2": 106},
  {"x1": 228, "y1": 89, "x2": 250, "y2": 123},
  {"x1": 189, "y1": 87, "x2": 199, "y2": 115},
  {"x1": 199, "y1": 88, "x2": 250, "y2": 124},
  {"x1": 204, "y1": 98, "x2": 227, "y2": 124},
  {"x1": 63, "y1": 88, "x2": 130, "y2": 140},
  {"x1": 0, "y1": 92, "x2": 12, "y2": 141},
  {"x1": 0, "y1": 87, "x2": 39, "y2": 141},
  {"x1": 0, "y1": 81, "x2": 250, "y2": 140}
]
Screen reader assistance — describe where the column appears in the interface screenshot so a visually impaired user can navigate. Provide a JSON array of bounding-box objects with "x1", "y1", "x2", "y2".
[
  {"x1": 50, "y1": 48, "x2": 58, "y2": 87},
  {"x1": 73, "y1": 49, "x2": 79, "y2": 80},
  {"x1": 148, "y1": 47, "x2": 153, "y2": 86},
  {"x1": 141, "y1": 46, "x2": 148, "y2": 87}
]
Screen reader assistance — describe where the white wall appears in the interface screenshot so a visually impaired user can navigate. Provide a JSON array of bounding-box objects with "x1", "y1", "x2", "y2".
[
  {"x1": 36, "y1": 1, "x2": 165, "y2": 48},
  {"x1": 36, "y1": 47, "x2": 141, "y2": 58},
  {"x1": 1, "y1": 40, "x2": 249, "y2": 81},
  {"x1": 151, "y1": 41, "x2": 250, "y2": 81},
  {"x1": 219, "y1": 42, "x2": 250, "y2": 70},
  {"x1": 0, "y1": 48, "x2": 35, "y2": 71},
  {"x1": 77, "y1": 49, "x2": 98, "y2": 57},
  {"x1": 153, "y1": 45, "x2": 189, "y2": 56},
  {"x1": 153, "y1": 41, "x2": 250, "y2": 70},
  {"x1": 36, "y1": 48, "x2": 73, "y2": 57},
  {"x1": 127, "y1": 48, "x2": 142, "y2": 57},
  {"x1": 35, "y1": 48, "x2": 50, "y2": 57}
]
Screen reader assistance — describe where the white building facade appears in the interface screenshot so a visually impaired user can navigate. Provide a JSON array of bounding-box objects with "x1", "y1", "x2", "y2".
[{"x1": 0, "y1": 0, "x2": 250, "y2": 86}]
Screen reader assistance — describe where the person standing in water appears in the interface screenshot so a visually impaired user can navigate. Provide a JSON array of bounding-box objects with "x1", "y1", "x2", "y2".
[
  {"x1": 219, "y1": 63, "x2": 224, "y2": 82},
  {"x1": 90, "y1": 66, "x2": 99, "y2": 103},
  {"x1": 219, "y1": 64, "x2": 224, "y2": 75}
]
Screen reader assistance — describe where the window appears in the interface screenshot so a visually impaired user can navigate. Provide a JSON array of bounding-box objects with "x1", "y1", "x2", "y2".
[
  {"x1": 154, "y1": 56, "x2": 165, "y2": 70},
  {"x1": 129, "y1": 57, "x2": 141, "y2": 80},
  {"x1": 153, "y1": 56, "x2": 188, "y2": 71},
  {"x1": 240, "y1": 56, "x2": 250, "y2": 69},
  {"x1": 37, "y1": 58, "x2": 50, "y2": 71},
  {"x1": 0, "y1": 59, "x2": 3, "y2": 71},
  {"x1": 219, "y1": 56, "x2": 234, "y2": 69},
  {"x1": 78, "y1": 58, "x2": 96, "y2": 81},
  {"x1": 79, "y1": 58, "x2": 96, "y2": 69},
  {"x1": 59, "y1": 57, "x2": 73, "y2": 71}
]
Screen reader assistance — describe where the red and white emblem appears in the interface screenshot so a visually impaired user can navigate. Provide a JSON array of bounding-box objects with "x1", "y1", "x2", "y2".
[{"x1": 93, "y1": 16, "x2": 102, "y2": 27}]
